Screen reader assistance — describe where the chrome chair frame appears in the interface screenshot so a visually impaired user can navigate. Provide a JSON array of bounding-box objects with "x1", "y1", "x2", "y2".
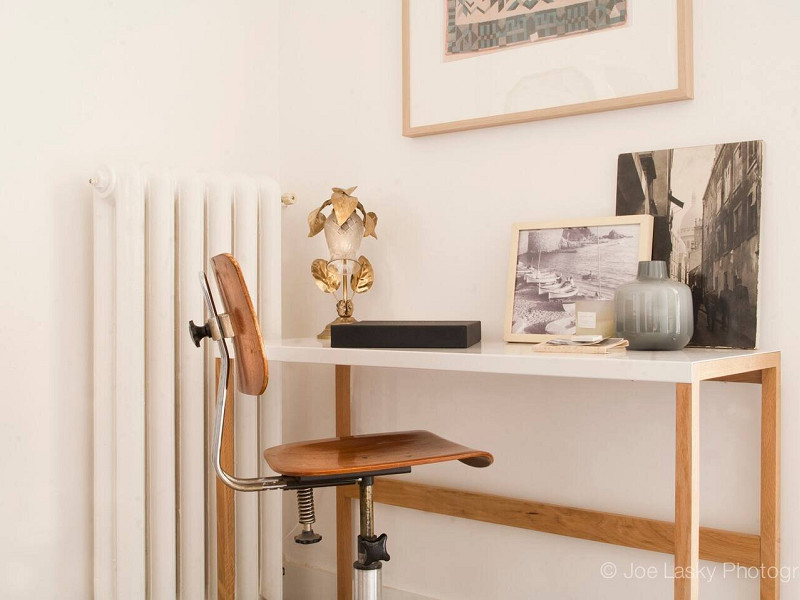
[
  {"x1": 196, "y1": 271, "x2": 386, "y2": 598},
  {"x1": 199, "y1": 272, "x2": 287, "y2": 492}
]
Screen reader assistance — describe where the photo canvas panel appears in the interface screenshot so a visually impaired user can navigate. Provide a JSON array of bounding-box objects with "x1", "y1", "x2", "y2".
[{"x1": 615, "y1": 140, "x2": 764, "y2": 349}]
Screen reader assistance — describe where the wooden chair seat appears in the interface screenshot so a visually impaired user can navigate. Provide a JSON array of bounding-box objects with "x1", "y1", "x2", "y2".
[{"x1": 264, "y1": 430, "x2": 493, "y2": 477}]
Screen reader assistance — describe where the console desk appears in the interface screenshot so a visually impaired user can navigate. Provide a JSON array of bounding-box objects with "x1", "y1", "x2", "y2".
[{"x1": 265, "y1": 339, "x2": 781, "y2": 600}]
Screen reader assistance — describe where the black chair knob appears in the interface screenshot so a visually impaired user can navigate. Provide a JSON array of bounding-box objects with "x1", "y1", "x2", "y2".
[
  {"x1": 189, "y1": 320, "x2": 212, "y2": 347},
  {"x1": 357, "y1": 533, "x2": 390, "y2": 566}
]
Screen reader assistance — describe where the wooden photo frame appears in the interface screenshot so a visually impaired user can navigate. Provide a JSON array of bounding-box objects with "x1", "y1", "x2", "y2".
[
  {"x1": 403, "y1": 0, "x2": 694, "y2": 137},
  {"x1": 504, "y1": 215, "x2": 653, "y2": 343}
]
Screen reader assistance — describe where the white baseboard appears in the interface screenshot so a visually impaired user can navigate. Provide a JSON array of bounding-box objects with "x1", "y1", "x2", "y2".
[{"x1": 281, "y1": 563, "x2": 435, "y2": 600}]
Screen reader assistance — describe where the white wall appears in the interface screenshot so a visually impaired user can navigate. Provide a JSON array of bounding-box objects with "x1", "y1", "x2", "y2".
[
  {"x1": 278, "y1": 1, "x2": 799, "y2": 599},
  {"x1": 2, "y1": 2, "x2": 797, "y2": 598},
  {"x1": 0, "y1": 1, "x2": 279, "y2": 597}
]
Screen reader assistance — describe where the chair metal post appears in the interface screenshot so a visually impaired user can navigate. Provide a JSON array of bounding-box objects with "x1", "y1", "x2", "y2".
[
  {"x1": 360, "y1": 480, "x2": 374, "y2": 538},
  {"x1": 353, "y1": 477, "x2": 389, "y2": 600}
]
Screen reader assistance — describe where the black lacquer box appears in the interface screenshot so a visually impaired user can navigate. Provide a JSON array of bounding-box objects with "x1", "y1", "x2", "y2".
[{"x1": 330, "y1": 321, "x2": 481, "y2": 349}]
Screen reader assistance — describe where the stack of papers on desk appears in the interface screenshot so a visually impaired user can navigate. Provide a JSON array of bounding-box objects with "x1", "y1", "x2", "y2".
[{"x1": 531, "y1": 338, "x2": 629, "y2": 354}]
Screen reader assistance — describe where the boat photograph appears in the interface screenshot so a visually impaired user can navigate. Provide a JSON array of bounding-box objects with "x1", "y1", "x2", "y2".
[
  {"x1": 547, "y1": 283, "x2": 579, "y2": 300},
  {"x1": 508, "y1": 220, "x2": 649, "y2": 337},
  {"x1": 523, "y1": 269, "x2": 558, "y2": 285}
]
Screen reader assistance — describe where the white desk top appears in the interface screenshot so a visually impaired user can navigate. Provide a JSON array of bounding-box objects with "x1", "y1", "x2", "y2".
[{"x1": 263, "y1": 338, "x2": 777, "y2": 383}]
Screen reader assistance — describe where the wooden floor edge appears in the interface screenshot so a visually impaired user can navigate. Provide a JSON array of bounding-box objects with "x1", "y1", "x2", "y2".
[{"x1": 343, "y1": 479, "x2": 761, "y2": 568}]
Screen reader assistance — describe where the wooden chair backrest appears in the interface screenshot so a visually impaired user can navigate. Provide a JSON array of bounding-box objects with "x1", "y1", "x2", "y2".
[{"x1": 210, "y1": 253, "x2": 269, "y2": 396}]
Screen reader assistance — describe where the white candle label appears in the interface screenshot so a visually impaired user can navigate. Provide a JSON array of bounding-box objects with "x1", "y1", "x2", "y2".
[{"x1": 577, "y1": 311, "x2": 597, "y2": 329}]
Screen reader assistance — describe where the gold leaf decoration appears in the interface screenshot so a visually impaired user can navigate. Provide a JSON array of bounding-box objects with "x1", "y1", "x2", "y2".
[
  {"x1": 327, "y1": 263, "x2": 343, "y2": 290},
  {"x1": 350, "y1": 256, "x2": 374, "y2": 294},
  {"x1": 307, "y1": 207, "x2": 326, "y2": 237},
  {"x1": 311, "y1": 259, "x2": 341, "y2": 293},
  {"x1": 330, "y1": 186, "x2": 359, "y2": 226},
  {"x1": 363, "y1": 212, "x2": 378, "y2": 239}
]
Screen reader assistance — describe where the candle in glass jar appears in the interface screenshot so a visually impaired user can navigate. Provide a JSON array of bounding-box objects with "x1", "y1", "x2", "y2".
[{"x1": 575, "y1": 299, "x2": 615, "y2": 337}]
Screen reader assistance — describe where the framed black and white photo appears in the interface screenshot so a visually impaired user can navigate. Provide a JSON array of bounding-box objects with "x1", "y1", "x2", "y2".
[
  {"x1": 504, "y1": 215, "x2": 653, "y2": 342},
  {"x1": 616, "y1": 140, "x2": 764, "y2": 349}
]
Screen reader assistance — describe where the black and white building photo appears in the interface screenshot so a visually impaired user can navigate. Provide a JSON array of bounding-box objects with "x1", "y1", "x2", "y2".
[{"x1": 616, "y1": 140, "x2": 764, "y2": 349}]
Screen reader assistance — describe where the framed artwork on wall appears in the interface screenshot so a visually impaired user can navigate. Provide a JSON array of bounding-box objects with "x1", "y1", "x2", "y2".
[
  {"x1": 504, "y1": 215, "x2": 653, "y2": 343},
  {"x1": 615, "y1": 140, "x2": 764, "y2": 349},
  {"x1": 403, "y1": 0, "x2": 693, "y2": 137}
]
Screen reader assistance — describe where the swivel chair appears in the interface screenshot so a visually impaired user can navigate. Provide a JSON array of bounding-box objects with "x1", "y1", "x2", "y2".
[{"x1": 190, "y1": 253, "x2": 493, "y2": 599}]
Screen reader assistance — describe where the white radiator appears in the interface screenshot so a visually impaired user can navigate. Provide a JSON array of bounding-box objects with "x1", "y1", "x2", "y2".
[{"x1": 92, "y1": 165, "x2": 283, "y2": 599}]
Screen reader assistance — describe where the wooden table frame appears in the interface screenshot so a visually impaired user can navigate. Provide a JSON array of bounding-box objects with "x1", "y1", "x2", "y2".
[{"x1": 331, "y1": 353, "x2": 781, "y2": 600}]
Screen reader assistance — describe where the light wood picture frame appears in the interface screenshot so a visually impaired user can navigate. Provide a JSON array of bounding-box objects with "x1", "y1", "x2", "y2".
[
  {"x1": 403, "y1": 0, "x2": 694, "y2": 137},
  {"x1": 504, "y1": 215, "x2": 654, "y2": 343}
]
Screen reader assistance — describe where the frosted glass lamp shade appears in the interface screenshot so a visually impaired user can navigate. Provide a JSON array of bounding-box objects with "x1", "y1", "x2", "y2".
[{"x1": 324, "y1": 213, "x2": 364, "y2": 261}]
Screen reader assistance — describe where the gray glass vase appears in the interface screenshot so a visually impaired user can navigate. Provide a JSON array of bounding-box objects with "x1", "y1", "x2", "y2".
[{"x1": 614, "y1": 261, "x2": 693, "y2": 351}]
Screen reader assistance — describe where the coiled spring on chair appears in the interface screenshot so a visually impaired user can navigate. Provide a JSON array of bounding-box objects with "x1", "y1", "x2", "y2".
[
  {"x1": 296, "y1": 488, "x2": 316, "y2": 525},
  {"x1": 293, "y1": 488, "x2": 322, "y2": 544}
]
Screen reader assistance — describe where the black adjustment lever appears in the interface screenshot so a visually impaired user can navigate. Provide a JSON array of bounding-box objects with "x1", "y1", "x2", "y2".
[
  {"x1": 189, "y1": 320, "x2": 212, "y2": 347},
  {"x1": 356, "y1": 533, "x2": 390, "y2": 568}
]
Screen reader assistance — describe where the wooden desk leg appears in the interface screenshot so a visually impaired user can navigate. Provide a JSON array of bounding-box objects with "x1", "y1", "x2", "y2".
[
  {"x1": 336, "y1": 365, "x2": 353, "y2": 600},
  {"x1": 675, "y1": 382, "x2": 699, "y2": 600},
  {"x1": 215, "y1": 359, "x2": 236, "y2": 600},
  {"x1": 761, "y1": 366, "x2": 781, "y2": 600}
]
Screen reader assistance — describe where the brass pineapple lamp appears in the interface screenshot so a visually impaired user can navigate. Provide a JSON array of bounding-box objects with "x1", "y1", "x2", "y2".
[{"x1": 308, "y1": 186, "x2": 377, "y2": 339}]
